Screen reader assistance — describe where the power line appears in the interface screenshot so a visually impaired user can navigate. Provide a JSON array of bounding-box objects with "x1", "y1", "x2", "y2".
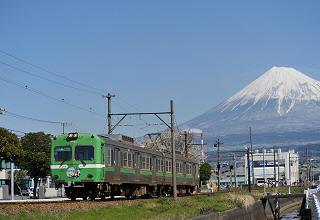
[
  {"x1": 0, "y1": 60, "x2": 100, "y2": 95},
  {"x1": 1, "y1": 108, "x2": 64, "y2": 124},
  {"x1": 0, "y1": 48, "x2": 168, "y2": 131},
  {"x1": 0, "y1": 49, "x2": 105, "y2": 94},
  {"x1": 0, "y1": 75, "x2": 104, "y2": 117},
  {"x1": 0, "y1": 50, "x2": 154, "y2": 126}
]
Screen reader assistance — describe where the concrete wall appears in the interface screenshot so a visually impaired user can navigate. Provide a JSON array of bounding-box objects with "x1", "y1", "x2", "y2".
[
  {"x1": 0, "y1": 186, "x2": 9, "y2": 200},
  {"x1": 263, "y1": 197, "x2": 303, "y2": 220},
  {"x1": 188, "y1": 201, "x2": 266, "y2": 220}
]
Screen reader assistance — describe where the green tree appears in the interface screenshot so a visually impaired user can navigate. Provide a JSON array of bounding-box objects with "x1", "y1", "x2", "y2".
[
  {"x1": 0, "y1": 127, "x2": 20, "y2": 163},
  {"x1": 17, "y1": 132, "x2": 51, "y2": 198},
  {"x1": 199, "y1": 162, "x2": 212, "y2": 183}
]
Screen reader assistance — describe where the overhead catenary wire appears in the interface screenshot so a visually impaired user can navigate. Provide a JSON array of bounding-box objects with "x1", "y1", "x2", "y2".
[
  {"x1": 0, "y1": 49, "x2": 105, "y2": 94},
  {"x1": 0, "y1": 75, "x2": 104, "y2": 118},
  {"x1": 0, "y1": 49, "x2": 174, "y2": 135},
  {"x1": 1, "y1": 108, "x2": 66, "y2": 124},
  {"x1": 0, "y1": 60, "x2": 100, "y2": 95}
]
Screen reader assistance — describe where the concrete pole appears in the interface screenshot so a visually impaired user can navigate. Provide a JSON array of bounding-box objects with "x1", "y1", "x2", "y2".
[
  {"x1": 263, "y1": 149, "x2": 266, "y2": 196},
  {"x1": 233, "y1": 154, "x2": 237, "y2": 188},
  {"x1": 170, "y1": 100, "x2": 177, "y2": 199},
  {"x1": 217, "y1": 140, "x2": 220, "y2": 192},
  {"x1": 247, "y1": 148, "x2": 251, "y2": 192},
  {"x1": 10, "y1": 162, "x2": 14, "y2": 200},
  {"x1": 288, "y1": 153, "x2": 291, "y2": 194}
]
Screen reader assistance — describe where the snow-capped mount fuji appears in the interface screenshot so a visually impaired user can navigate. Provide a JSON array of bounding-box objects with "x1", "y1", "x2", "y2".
[{"x1": 185, "y1": 66, "x2": 320, "y2": 146}]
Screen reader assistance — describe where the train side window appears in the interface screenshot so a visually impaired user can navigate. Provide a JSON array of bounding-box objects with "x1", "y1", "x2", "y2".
[
  {"x1": 141, "y1": 155, "x2": 146, "y2": 169},
  {"x1": 176, "y1": 161, "x2": 181, "y2": 173},
  {"x1": 161, "y1": 159, "x2": 164, "y2": 172},
  {"x1": 111, "y1": 149, "x2": 114, "y2": 165},
  {"x1": 135, "y1": 152, "x2": 139, "y2": 168},
  {"x1": 132, "y1": 152, "x2": 135, "y2": 168},
  {"x1": 115, "y1": 148, "x2": 119, "y2": 166},
  {"x1": 156, "y1": 159, "x2": 160, "y2": 171},
  {"x1": 123, "y1": 151, "x2": 128, "y2": 167},
  {"x1": 107, "y1": 147, "x2": 114, "y2": 166},
  {"x1": 128, "y1": 152, "x2": 133, "y2": 168},
  {"x1": 146, "y1": 155, "x2": 150, "y2": 170},
  {"x1": 165, "y1": 160, "x2": 172, "y2": 172}
]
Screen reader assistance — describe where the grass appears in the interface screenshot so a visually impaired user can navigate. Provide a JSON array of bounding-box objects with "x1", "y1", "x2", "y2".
[
  {"x1": 0, "y1": 193, "x2": 243, "y2": 220},
  {"x1": 249, "y1": 186, "x2": 305, "y2": 199}
]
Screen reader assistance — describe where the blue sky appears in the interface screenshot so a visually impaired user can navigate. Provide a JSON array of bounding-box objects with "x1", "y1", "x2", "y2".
[{"x1": 0, "y1": 1, "x2": 319, "y2": 137}]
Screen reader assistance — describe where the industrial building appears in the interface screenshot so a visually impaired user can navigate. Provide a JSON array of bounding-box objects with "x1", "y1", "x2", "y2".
[{"x1": 245, "y1": 149, "x2": 299, "y2": 186}]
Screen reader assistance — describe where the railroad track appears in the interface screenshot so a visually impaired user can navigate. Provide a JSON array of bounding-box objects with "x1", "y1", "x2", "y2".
[{"x1": 0, "y1": 192, "x2": 214, "y2": 205}]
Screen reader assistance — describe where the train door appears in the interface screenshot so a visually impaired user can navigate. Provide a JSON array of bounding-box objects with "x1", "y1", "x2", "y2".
[
  {"x1": 113, "y1": 147, "x2": 120, "y2": 181},
  {"x1": 135, "y1": 152, "x2": 140, "y2": 182},
  {"x1": 152, "y1": 155, "x2": 157, "y2": 184}
]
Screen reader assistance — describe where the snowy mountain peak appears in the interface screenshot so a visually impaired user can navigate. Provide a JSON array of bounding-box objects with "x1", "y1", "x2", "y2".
[{"x1": 221, "y1": 67, "x2": 320, "y2": 115}]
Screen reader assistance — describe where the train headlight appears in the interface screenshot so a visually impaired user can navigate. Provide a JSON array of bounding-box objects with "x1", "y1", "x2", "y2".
[{"x1": 67, "y1": 133, "x2": 78, "y2": 141}]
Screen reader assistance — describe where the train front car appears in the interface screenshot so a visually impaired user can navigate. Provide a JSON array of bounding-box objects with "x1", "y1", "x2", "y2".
[{"x1": 50, "y1": 133, "x2": 105, "y2": 200}]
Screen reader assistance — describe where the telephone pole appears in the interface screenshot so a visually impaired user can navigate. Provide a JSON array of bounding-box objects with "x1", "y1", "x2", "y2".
[
  {"x1": 214, "y1": 139, "x2": 223, "y2": 191},
  {"x1": 288, "y1": 153, "x2": 291, "y2": 194},
  {"x1": 61, "y1": 122, "x2": 72, "y2": 134},
  {"x1": 233, "y1": 154, "x2": 237, "y2": 188},
  {"x1": 184, "y1": 131, "x2": 188, "y2": 158},
  {"x1": 247, "y1": 147, "x2": 251, "y2": 192},
  {"x1": 306, "y1": 147, "x2": 309, "y2": 188},
  {"x1": 170, "y1": 100, "x2": 177, "y2": 199},
  {"x1": 273, "y1": 146, "x2": 276, "y2": 187},
  {"x1": 103, "y1": 93, "x2": 115, "y2": 134},
  {"x1": 249, "y1": 127, "x2": 255, "y2": 186},
  {"x1": 263, "y1": 148, "x2": 266, "y2": 196}
]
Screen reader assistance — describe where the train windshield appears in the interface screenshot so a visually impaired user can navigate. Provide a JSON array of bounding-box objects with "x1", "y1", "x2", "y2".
[
  {"x1": 54, "y1": 146, "x2": 72, "y2": 161},
  {"x1": 75, "y1": 145, "x2": 94, "y2": 161}
]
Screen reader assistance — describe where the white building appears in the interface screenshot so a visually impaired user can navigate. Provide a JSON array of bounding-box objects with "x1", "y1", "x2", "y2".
[{"x1": 245, "y1": 149, "x2": 299, "y2": 186}]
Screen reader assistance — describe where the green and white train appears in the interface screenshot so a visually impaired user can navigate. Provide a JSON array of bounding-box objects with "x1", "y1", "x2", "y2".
[{"x1": 51, "y1": 133, "x2": 199, "y2": 200}]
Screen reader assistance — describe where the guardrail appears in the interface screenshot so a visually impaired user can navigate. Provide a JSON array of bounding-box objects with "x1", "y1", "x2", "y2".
[{"x1": 305, "y1": 186, "x2": 320, "y2": 220}]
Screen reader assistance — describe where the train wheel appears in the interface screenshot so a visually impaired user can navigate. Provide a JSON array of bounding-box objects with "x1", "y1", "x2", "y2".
[{"x1": 82, "y1": 196, "x2": 87, "y2": 201}]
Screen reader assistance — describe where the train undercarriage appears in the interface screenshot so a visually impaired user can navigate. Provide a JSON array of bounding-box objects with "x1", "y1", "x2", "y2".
[{"x1": 59, "y1": 182, "x2": 195, "y2": 201}]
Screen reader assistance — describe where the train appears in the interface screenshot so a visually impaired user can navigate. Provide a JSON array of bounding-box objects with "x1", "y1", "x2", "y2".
[{"x1": 50, "y1": 132, "x2": 199, "y2": 200}]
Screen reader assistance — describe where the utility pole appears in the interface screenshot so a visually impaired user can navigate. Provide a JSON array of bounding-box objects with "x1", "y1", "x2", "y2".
[
  {"x1": 170, "y1": 100, "x2": 177, "y2": 199},
  {"x1": 263, "y1": 149, "x2": 266, "y2": 196},
  {"x1": 273, "y1": 146, "x2": 276, "y2": 187},
  {"x1": 306, "y1": 147, "x2": 309, "y2": 188},
  {"x1": 249, "y1": 127, "x2": 255, "y2": 186},
  {"x1": 233, "y1": 154, "x2": 237, "y2": 188},
  {"x1": 277, "y1": 151, "x2": 280, "y2": 185},
  {"x1": 184, "y1": 131, "x2": 188, "y2": 158},
  {"x1": 214, "y1": 139, "x2": 223, "y2": 192},
  {"x1": 288, "y1": 153, "x2": 291, "y2": 194},
  {"x1": 61, "y1": 122, "x2": 72, "y2": 134},
  {"x1": 103, "y1": 93, "x2": 115, "y2": 134},
  {"x1": 247, "y1": 147, "x2": 251, "y2": 192},
  {"x1": 200, "y1": 133, "x2": 204, "y2": 163},
  {"x1": 10, "y1": 162, "x2": 14, "y2": 200},
  {"x1": 229, "y1": 160, "x2": 232, "y2": 188}
]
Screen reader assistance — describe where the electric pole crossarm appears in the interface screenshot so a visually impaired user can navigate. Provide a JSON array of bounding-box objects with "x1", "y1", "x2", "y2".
[
  {"x1": 110, "y1": 114, "x2": 127, "y2": 134},
  {"x1": 109, "y1": 112, "x2": 171, "y2": 116}
]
